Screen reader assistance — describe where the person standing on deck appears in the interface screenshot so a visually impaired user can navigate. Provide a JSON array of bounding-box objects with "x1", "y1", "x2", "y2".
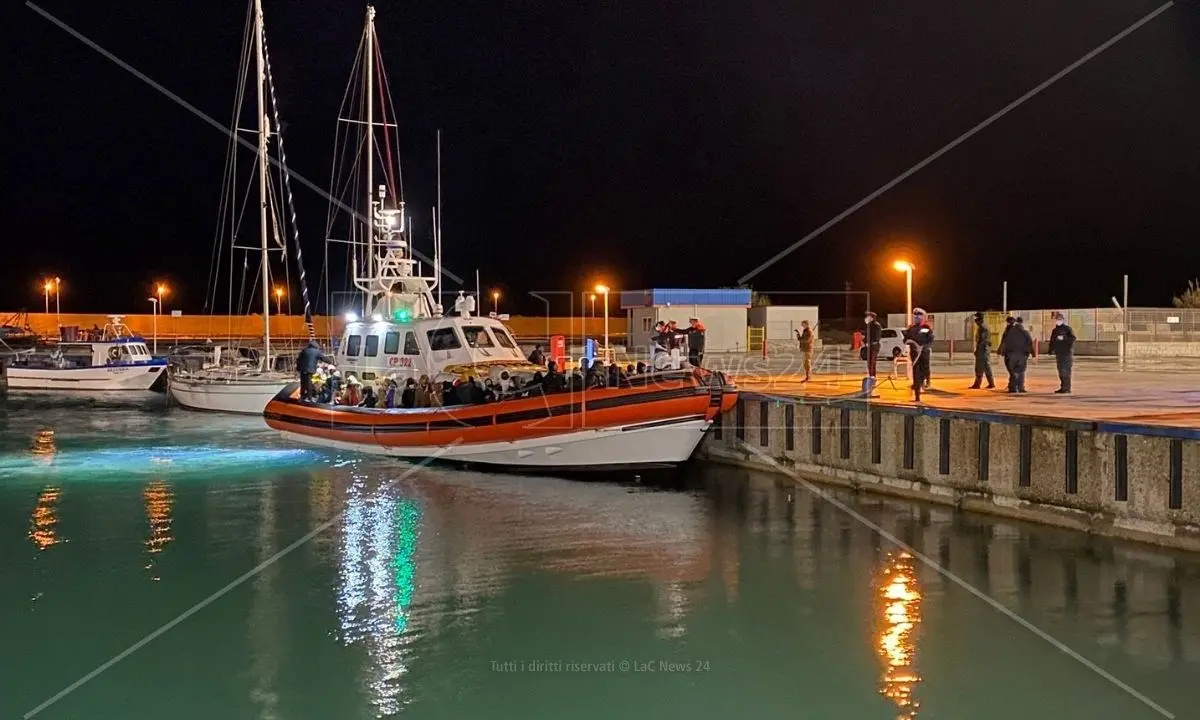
[
  {"x1": 1047, "y1": 311, "x2": 1077, "y2": 394},
  {"x1": 969, "y1": 312, "x2": 995, "y2": 389},
  {"x1": 527, "y1": 344, "x2": 546, "y2": 366},
  {"x1": 863, "y1": 312, "x2": 882, "y2": 379},
  {"x1": 902, "y1": 309, "x2": 934, "y2": 402},
  {"x1": 686, "y1": 317, "x2": 706, "y2": 367},
  {"x1": 796, "y1": 320, "x2": 815, "y2": 382},
  {"x1": 296, "y1": 339, "x2": 333, "y2": 401}
]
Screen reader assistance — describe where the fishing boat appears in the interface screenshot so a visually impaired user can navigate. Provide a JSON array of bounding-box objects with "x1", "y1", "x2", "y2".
[
  {"x1": 263, "y1": 6, "x2": 737, "y2": 468},
  {"x1": 168, "y1": 0, "x2": 313, "y2": 415},
  {"x1": 3, "y1": 316, "x2": 166, "y2": 391}
]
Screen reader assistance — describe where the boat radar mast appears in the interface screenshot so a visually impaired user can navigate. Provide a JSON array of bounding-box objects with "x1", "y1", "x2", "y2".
[
  {"x1": 348, "y1": 5, "x2": 442, "y2": 323},
  {"x1": 353, "y1": 184, "x2": 441, "y2": 322}
]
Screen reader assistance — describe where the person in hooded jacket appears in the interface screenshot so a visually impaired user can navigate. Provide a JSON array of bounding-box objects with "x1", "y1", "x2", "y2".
[
  {"x1": 863, "y1": 311, "x2": 883, "y2": 379},
  {"x1": 685, "y1": 318, "x2": 706, "y2": 367},
  {"x1": 1047, "y1": 311, "x2": 1077, "y2": 394}
]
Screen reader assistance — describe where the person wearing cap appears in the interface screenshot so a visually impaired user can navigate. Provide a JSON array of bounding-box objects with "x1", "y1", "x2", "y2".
[
  {"x1": 863, "y1": 311, "x2": 883, "y2": 379},
  {"x1": 902, "y1": 308, "x2": 935, "y2": 401},
  {"x1": 969, "y1": 312, "x2": 995, "y2": 389},
  {"x1": 1047, "y1": 311, "x2": 1077, "y2": 394}
]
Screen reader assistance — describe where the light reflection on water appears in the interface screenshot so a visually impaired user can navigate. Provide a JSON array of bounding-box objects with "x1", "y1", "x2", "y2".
[
  {"x1": 29, "y1": 486, "x2": 63, "y2": 551},
  {"x1": 143, "y1": 480, "x2": 173, "y2": 579},
  {"x1": 876, "y1": 551, "x2": 922, "y2": 719}
]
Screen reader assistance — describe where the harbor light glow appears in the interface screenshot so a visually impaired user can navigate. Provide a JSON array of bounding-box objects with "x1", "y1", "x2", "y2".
[
  {"x1": 0, "y1": 445, "x2": 322, "y2": 483},
  {"x1": 892, "y1": 260, "x2": 914, "y2": 272},
  {"x1": 345, "y1": 312, "x2": 359, "y2": 322}
]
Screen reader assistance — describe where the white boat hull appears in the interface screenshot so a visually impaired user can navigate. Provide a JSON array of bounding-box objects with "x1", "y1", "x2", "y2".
[
  {"x1": 278, "y1": 417, "x2": 712, "y2": 470},
  {"x1": 169, "y1": 375, "x2": 292, "y2": 414},
  {"x1": 5, "y1": 364, "x2": 165, "y2": 391}
]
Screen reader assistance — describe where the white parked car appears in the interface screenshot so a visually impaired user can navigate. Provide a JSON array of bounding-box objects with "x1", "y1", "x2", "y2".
[{"x1": 859, "y1": 328, "x2": 907, "y2": 360}]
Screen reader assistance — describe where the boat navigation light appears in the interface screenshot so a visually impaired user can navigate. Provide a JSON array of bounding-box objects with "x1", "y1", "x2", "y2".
[
  {"x1": 371, "y1": 313, "x2": 384, "y2": 323},
  {"x1": 344, "y1": 312, "x2": 359, "y2": 322}
]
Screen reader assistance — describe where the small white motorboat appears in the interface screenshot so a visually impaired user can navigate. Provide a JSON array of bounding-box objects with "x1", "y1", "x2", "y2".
[{"x1": 3, "y1": 316, "x2": 166, "y2": 391}]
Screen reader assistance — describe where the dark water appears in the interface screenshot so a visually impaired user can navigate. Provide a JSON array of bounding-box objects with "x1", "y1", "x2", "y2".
[{"x1": 1, "y1": 391, "x2": 1198, "y2": 719}]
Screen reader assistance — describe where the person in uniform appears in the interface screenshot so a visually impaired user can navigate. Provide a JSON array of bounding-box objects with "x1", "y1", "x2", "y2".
[
  {"x1": 296, "y1": 339, "x2": 333, "y2": 401},
  {"x1": 902, "y1": 308, "x2": 934, "y2": 401},
  {"x1": 797, "y1": 320, "x2": 814, "y2": 382},
  {"x1": 685, "y1": 317, "x2": 706, "y2": 367},
  {"x1": 1047, "y1": 311, "x2": 1077, "y2": 394},
  {"x1": 864, "y1": 311, "x2": 882, "y2": 379},
  {"x1": 968, "y1": 311, "x2": 995, "y2": 389},
  {"x1": 1003, "y1": 317, "x2": 1033, "y2": 393}
]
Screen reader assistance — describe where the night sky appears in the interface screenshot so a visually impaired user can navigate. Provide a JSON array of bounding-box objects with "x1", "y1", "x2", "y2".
[{"x1": 4, "y1": 0, "x2": 1199, "y2": 319}]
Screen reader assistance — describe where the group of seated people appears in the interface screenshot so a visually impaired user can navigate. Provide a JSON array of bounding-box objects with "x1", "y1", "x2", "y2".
[{"x1": 308, "y1": 356, "x2": 670, "y2": 410}]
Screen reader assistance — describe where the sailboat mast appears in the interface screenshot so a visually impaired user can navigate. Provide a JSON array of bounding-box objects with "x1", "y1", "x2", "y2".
[
  {"x1": 364, "y1": 5, "x2": 376, "y2": 315},
  {"x1": 255, "y1": 0, "x2": 272, "y2": 363}
]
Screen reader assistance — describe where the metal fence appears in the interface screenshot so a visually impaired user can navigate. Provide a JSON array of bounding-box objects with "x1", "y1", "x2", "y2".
[{"x1": 885, "y1": 308, "x2": 1200, "y2": 343}]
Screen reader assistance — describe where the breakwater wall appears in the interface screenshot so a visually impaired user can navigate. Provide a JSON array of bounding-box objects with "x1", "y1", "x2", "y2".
[{"x1": 702, "y1": 393, "x2": 1200, "y2": 551}]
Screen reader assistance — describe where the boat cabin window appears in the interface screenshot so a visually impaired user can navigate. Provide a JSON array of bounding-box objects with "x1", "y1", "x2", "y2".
[
  {"x1": 462, "y1": 326, "x2": 493, "y2": 348},
  {"x1": 346, "y1": 334, "x2": 362, "y2": 356},
  {"x1": 364, "y1": 335, "x2": 380, "y2": 357},
  {"x1": 492, "y1": 328, "x2": 517, "y2": 349},
  {"x1": 427, "y1": 327, "x2": 462, "y2": 351},
  {"x1": 384, "y1": 331, "x2": 400, "y2": 355},
  {"x1": 403, "y1": 332, "x2": 420, "y2": 355}
]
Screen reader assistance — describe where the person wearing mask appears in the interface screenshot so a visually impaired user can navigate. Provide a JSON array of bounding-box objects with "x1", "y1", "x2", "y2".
[
  {"x1": 1002, "y1": 317, "x2": 1034, "y2": 393},
  {"x1": 527, "y1": 344, "x2": 546, "y2": 365},
  {"x1": 864, "y1": 312, "x2": 883, "y2": 379},
  {"x1": 295, "y1": 339, "x2": 333, "y2": 401},
  {"x1": 685, "y1": 318, "x2": 707, "y2": 367},
  {"x1": 1047, "y1": 311, "x2": 1077, "y2": 394},
  {"x1": 360, "y1": 386, "x2": 378, "y2": 408},
  {"x1": 400, "y1": 378, "x2": 417, "y2": 409},
  {"x1": 797, "y1": 320, "x2": 814, "y2": 382},
  {"x1": 902, "y1": 308, "x2": 935, "y2": 402},
  {"x1": 968, "y1": 312, "x2": 995, "y2": 389}
]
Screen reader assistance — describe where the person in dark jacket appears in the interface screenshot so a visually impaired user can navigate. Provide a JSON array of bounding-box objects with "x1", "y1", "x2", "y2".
[
  {"x1": 685, "y1": 318, "x2": 706, "y2": 367},
  {"x1": 1047, "y1": 311, "x2": 1077, "y2": 393},
  {"x1": 1001, "y1": 317, "x2": 1034, "y2": 393},
  {"x1": 400, "y1": 378, "x2": 417, "y2": 408},
  {"x1": 360, "y1": 386, "x2": 378, "y2": 408},
  {"x1": 864, "y1": 312, "x2": 883, "y2": 379},
  {"x1": 527, "y1": 345, "x2": 546, "y2": 366},
  {"x1": 902, "y1": 308, "x2": 935, "y2": 401},
  {"x1": 296, "y1": 340, "x2": 333, "y2": 401},
  {"x1": 969, "y1": 312, "x2": 995, "y2": 389}
]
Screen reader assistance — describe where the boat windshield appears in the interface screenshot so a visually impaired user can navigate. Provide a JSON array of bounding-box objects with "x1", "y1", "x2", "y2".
[
  {"x1": 492, "y1": 327, "x2": 517, "y2": 349},
  {"x1": 462, "y1": 326, "x2": 494, "y2": 348}
]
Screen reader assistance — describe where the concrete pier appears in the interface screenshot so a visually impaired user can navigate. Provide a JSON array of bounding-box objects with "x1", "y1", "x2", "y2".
[{"x1": 703, "y1": 391, "x2": 1200, "y2": 551}]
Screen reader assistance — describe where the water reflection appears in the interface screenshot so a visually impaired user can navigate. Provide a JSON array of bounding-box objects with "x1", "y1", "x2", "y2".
[
  {"x1": 337, "y1": 477, "x2": 419, "y2": 716},
  {"x1": 31, "y1": 428, "x2": 56, "y2": 465},
  {"x1": 876, "y1": 550, "x2": 922, "y2": 719},
  {"x1": 29, "y1": 486, "x2": 63, "y2": 551},
  {"x1": 143, "y1": 480, "x2": 173, "y2": 578}
]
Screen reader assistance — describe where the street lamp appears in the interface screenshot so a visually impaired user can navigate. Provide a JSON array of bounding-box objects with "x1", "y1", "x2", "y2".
[
  {"x1": 589, "y1": 293, "x2": 596, "y2": 318},
  {"x1": 892, "y1": 261, "x2": 914, "y2": 319},
  {"x1": 54, "y1": 277, "x2": 61, "y2": 323},
  {"x1": 42, "y1": 280, "x2": 53, "y2": 315},
  {"x1": 147, "y1": 297, "x2": 159, "y2": 354},
  {"x1": 274, "y1": 286, "x2": 284, "y2": 315},
  {"x1": 156, "y1": 283, "x2": 168, "y2": 312},
  {"x1": 492, "y1": 290, "x2": 500, "y2": 315},
  {"x1": 595, "y1": 284, "x2": 610, "y2": 362}
]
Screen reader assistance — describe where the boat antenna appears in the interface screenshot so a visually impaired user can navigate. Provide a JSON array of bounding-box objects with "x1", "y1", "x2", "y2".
[
  {"x1": 476, "y1": 269, "x2": 481, "y2": 311},
  {"x1": 436, "y1": 128, "x2": 442, "y2": 311}
]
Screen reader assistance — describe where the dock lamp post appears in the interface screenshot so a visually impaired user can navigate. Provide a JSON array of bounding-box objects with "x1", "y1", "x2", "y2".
[
  {"x1": 590, "y1": 293, "x2": 596, "y2": 319},
  {"x1": 274, "y1": 286, "x2": 284, "y2": 315},
  {"x1": 147, "y1": 296, "x2": 159, "y2": 354},
  {"x1": 492, "y1": 290, "x2": 500, "y2": 316},
  {"x1": 595, "y1": 284, "x2": 610, "y2": 362},
  {"x1": 54, "y1": 277, "x2": 60, "y2": 323},
  {"x1": 892, "y1": 261, "x2": 914, "y2": 319},
  {"x1": 43, "y1": 280, "x2": 52, "y2": 315}
]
